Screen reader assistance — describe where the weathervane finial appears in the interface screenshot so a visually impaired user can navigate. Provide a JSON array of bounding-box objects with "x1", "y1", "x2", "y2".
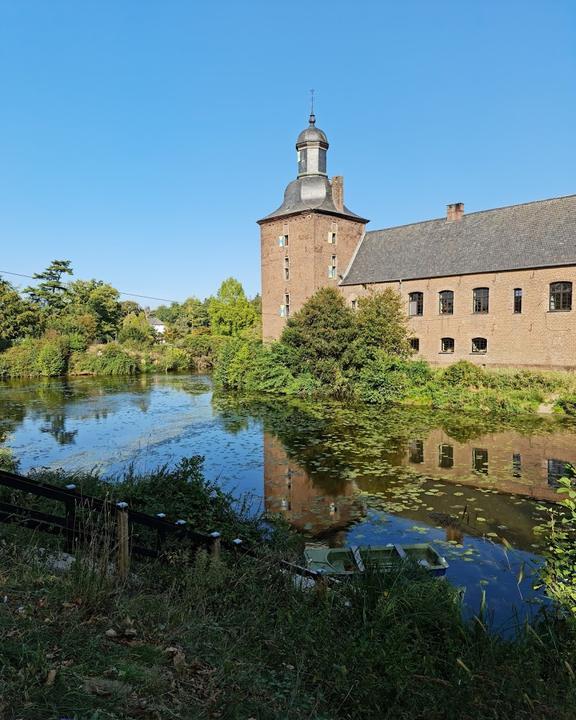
[{"x1": 309, "y1": 89, "x2": 316, "y2": 125}]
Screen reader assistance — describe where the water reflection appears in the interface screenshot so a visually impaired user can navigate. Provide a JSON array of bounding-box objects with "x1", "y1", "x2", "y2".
[{"x1": 264, "y1": 433, "x2": 366, "y2": 540}]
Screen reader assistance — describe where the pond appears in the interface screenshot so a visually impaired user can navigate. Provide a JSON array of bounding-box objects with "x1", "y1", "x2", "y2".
[{"x1": 1, "y1": 373, "x2": 573, "y2": 631}]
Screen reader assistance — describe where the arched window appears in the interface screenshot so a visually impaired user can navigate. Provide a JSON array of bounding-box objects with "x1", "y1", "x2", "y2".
[
  {"x1": 472, "y1": 337, "x2": 487, "y2": 353},
  {"x1": 439, "y1": 290, "x2": 454, "y2": 314},
  {"x1": 549, "y1": 282, "x2": 572, "y2": 312},
  {"x1": 409, "y1": 292, "x2": 423, "y2": 316},
  {"x1": 441, "y1": 337, "x2": 454, "y2": 353},
  {"x1": 473, "y1": 287, "x2": 489, "y2": 313}
]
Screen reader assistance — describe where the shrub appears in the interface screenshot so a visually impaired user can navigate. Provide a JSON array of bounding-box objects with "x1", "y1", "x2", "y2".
[
  {"x1": 440, "y1": 360, "x2": 486, "y2": 387},
  {"x1": 35, "y1": 337, "x2": 70, "y2": 376},
  {"x1": 355, "y1": 353, "x2": 408, "y2": 405},
  {"x1": 153, "y1": 346, "x2": 191, "y2": 373},
  {"x1": 69, "y1": 343, "x2": 138, "y2": 376},
  {"x1": 556, "y1": 395, "x2": 576, "y2": 416}
]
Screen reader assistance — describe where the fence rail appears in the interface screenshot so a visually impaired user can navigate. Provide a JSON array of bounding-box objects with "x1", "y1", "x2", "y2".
[{"x1": 0, "y1": 468, "x2": 321, "y2": 582}]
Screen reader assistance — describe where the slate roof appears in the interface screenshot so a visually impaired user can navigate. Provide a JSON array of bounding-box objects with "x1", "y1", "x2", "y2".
[
  {"x1": 258, "y1": 175, "x2": 369, "y2": 224},
  {"x1": 341, "y1": 194, "x2": 576, "y2": 286}
]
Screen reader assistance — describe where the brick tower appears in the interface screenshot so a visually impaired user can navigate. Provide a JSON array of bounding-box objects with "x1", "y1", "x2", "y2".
[{"x1": 257, "y1": 112, "x2": 368, "y2": 341}]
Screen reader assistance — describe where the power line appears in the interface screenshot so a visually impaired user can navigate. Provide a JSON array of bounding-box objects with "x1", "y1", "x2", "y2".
[{"x1": 0, "y1": 269, "x2": 180, "y2": 304}]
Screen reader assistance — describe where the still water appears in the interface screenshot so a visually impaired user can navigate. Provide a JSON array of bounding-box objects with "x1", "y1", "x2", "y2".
[{"x1": 1, "y1": 374, "x2": 574, "y2": 630}]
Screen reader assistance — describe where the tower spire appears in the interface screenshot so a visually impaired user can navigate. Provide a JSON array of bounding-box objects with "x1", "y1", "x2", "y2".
[{"x1": 309, "y1": 88, "x2": 316, "y2": 126}]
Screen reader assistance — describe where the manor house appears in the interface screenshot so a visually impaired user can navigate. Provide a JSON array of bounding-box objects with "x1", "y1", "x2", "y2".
[{"x1": 258, "y1": 113, "x2": 576, "y2": 369}]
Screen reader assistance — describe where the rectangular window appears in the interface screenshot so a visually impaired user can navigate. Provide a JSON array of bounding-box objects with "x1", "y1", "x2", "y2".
[
  {"x1": 473, "y1": 287, "x2": 489, "y2": 313},
  {"x1": 351, "y1": 299, "x2": 358, "y2": 310},
  {"x1": 549, "y1": 282, "x2": 572, "y2": 311},
  {"x1": 471, "y1": 337, "x2": 487, "y2": 354},
  {"x1": 472, "y1": 448, "x2": 489, "y2": 474},
  {"x1": 409, "y1": 338, "x2": 420, "y2": 352},
  {"x1": 328, "y1": 255, "x2": 337, "y2": 279},
  {"x1": 408, "y1": 292, "x2": 424, "y2": 316},
  {"x1": 284, "y1": 256, "x2": 290, "y2": 281},
  {"x1": 278, "y1": 234, "x2": 289, "y2": 247},
  {"x1": 441, "y1": 337, "x2": 455, "y2": 353},
  {"x1": 279, "y1": 305, "x2": 286, "y2": 317},
  {"x1": 514, "y1": 288, "x2": 522, "y2": 314},
  {"x1": 439, "y1": 444, "x2": 454, "y2": 469},
  {"x1": 285, "y1": 293, "x2": 290, "y2": 318},
  {"x1": 409, "y1": 439, "x2": 424, "y2": 464},
  {"x1": 328, "y1": 232, "x2": 337, "y2": 244},
  {"x1": 547, "y1": 459, "x2": 574, "y2": 487},
  {"x1": 439, "y1": 290, "x2": 454, "y2": 315}
]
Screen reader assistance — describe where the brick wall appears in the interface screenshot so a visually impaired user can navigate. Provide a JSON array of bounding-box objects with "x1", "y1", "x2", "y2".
[
  {"x1": 341, "y1": 266, "x2": 576, "y2": 368},
  {"x1": 260, "y1": 212, "x2": 366, "y2": 341}
]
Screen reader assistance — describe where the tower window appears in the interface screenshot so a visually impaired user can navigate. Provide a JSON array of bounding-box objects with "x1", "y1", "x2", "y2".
[
  {"x1": 473, "y1": 287, "x2": 489, "y2": 313},
  {"x1": 441, "y1": 337, "x2": 455, "y2": 353},
  {"x1": 328, "y1": 231, "x2": 337, "y2": 244},
  {"x1": 328, "y1": 255, "x2": 337, "y2": 279},
  {"x1": 439, "y1": 290, "x2": 454, "y2": 314},
  {"x1": 278, "y1": 234, "x2": 289, "y2": 247},
  {"x1": 471, "y1": 337, "x2": 487, "y2": 353},
  {"x1": 284, "y1": 256, "x2": 290, "y2": 281},
  {"x1": 408, "y1": 292, "x2": 423, "y2": 316},
  {"x1": 409, "y1": 338, "x2": 420, "y2": 352},
  {"x1": 285, "y1": 293, "x2": 290, "y2": 318},
  {"x1": 351, "y1": 298, "x2": 357, "y2": 310},
  {"x1": 549, "y1": 282, "x2": 572, "y2": 311},
  {"x1": 514, "y1": 288, "x2": 522, "y2": 313}
]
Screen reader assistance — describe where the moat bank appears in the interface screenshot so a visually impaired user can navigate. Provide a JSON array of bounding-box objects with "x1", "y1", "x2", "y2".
[{"x1": 1, "y1": 373, "x2": 576, "y2": 626}]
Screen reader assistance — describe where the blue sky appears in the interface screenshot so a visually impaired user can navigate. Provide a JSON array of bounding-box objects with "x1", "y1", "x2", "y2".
[{"x1": 1, "y1": 1, "x2": 575, "y2": 305}]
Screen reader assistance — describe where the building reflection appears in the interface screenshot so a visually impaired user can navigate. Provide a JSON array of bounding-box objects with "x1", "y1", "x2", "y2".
[
  {"x1": 263, "y1": 433, "x2": 366, "y2": 544},
  {"x1": 403, "y1": 428, "x2": 576, "y2": 502}
]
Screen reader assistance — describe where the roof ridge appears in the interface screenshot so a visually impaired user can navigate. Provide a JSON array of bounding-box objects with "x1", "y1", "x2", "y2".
[{"x1": 368, "y1": 192, "x2": 576, "y2": 235}]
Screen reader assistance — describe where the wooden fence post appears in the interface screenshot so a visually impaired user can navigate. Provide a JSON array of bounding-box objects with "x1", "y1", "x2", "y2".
[
  {"x1": 116, "y1": 502, "x2": 130, "y2": 580},
  {"x1": 64, "y1": 484, "x2": 77, "y2": 553},
  {"x1": 209, "y1": 531, "x2": 221, "y2": 560}
]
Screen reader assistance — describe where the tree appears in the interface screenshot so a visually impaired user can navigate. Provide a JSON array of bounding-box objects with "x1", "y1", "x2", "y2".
[
  {"x1": 118, "y1": 312, "x2": 156, "y2": 346},
  {"x1": 24, "y1": 260, "x2": 73, "y2": 313},
  {"x1": 0, "y1": 278, "x2": 40, "y2": 348},
  {"x1": 120, "y1": 300, "x2": 143, "y2": 318},
  {"x1": 280, "y1": 287, "x2": 356, "y2": 384},
  {"x1": 348, "y1": 288, "x2": 412, "y2": 365},
  {"x1": 66, "y1": 279, "x2": 122, "y2": 341},
  {"x1": 208, "y1": 278, "x2": 257, "y2": 337}
]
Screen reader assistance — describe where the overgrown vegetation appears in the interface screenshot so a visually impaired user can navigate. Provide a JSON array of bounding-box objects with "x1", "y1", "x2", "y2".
[
  {"x1": 1, "y1": 461, "x2": 576, "y2": 719},
  {"x1": 0, "y1": 263, "x2": 260, "y2": 378},
  {"x1": 214, "y1": 286, "x2": 576, "y2": 415}
]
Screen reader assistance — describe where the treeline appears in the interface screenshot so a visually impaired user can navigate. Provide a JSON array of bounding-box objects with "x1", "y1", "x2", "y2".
[
  {"x1": 0, "y1": 261, "x2": 260, "y2": 379},
  {"x1": 215, "y1": 287, "x2": 576, "y2": 415}
]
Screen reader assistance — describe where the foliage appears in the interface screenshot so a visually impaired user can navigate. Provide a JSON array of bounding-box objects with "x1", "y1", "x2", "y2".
[
  {"x1": 1, "y1": 461, "x2": 576, "y2": 719},
  {"x1": 350, "y1": 287, "x2": 412, "y2": 362},
  {"x1": 208, "y1": 278, "x2": 257, "y2": 337},
  {"x1": 0, "y1": 278, "x2": 40, "y2": 349},
  {"x1": 538, "y1": 470, "x2": 576, "y2": 614},
  {"x1": 281, "y1": 287, "x2": 356, "y2": 384},
  {"x1": 66, "y1": 279, "x2": 122, "y2": 341},
  {"x1": 24, "y1": 259, "x2": 73, "y2": 314},
  {"x1": 152, "y1": 346, "x2": 191, "y2": 373},
  {"x1": 0, "y1": 337, "x2": 71, "y2": 379},
  {"x1": 69, "y1": 343, "x2": 139, "y2": 376},
  {"x1": 118, "y1": 312, "x2": 156, "y2": 347}
]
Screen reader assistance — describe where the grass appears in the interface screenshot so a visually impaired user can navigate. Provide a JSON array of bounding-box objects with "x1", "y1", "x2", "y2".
[{"x1": 1, "y1": 463, "x2": 576, "y2": 719}]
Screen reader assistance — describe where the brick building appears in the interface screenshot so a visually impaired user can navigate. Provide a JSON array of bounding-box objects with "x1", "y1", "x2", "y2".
[{"x1": 258, "y1": 114, "x2": 576, "y2": 369}]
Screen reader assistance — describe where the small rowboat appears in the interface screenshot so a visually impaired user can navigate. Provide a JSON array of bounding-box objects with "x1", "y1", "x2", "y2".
[{"x1": 304, "y1": 543, "x2": 449, "y2": 577}]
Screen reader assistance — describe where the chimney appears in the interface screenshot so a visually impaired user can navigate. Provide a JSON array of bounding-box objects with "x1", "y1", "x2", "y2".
[
  {"x1": 446, "y1": 202, "x2": 464, "y2": 222},
  {"x1": 332, "y1": 176, "x2": 344, "y2": 212}
]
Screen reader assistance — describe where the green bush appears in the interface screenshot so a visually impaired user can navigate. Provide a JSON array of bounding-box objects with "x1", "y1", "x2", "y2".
[
  {"x1": 556, "y1": 395, "x2": 576, "y2": 416},
  {"x1": 35, "y1": 337, "x2": 70, "y2": 377},
  {"x1": 440, "y1": 360, "x2": 486, "y2": 387},
  {"x1": 0, "y1": 337, "x2": 71, "y2": 378},
  {"x1": 153, "y1": 346, "x2": 191, "y2": 373},
  {"x1": 69, "y1": 343, "x2": 138, "y2": 376}
]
